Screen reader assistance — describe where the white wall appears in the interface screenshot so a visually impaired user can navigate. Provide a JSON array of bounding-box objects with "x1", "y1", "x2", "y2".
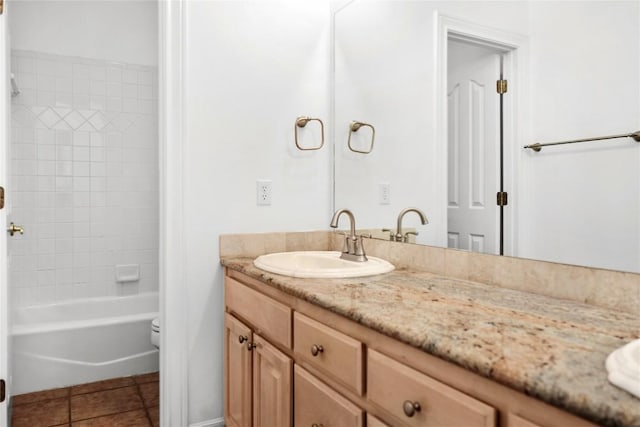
[
  {"x1": 334, "y1": 0, "x2": 640, "y2": 272},
  {"x1": 10, "y1": 0, "x2": 158, "y2": 66},
  {"x1": 184, "y1": 2, "x2": 331, "y2": 423},
  {"x1": 521, "y1": 1, "x2": 640, "y2": 271}
]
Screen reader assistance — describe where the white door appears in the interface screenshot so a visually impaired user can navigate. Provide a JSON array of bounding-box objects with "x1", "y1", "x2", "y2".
[
  {"x1": 0, "y1": 0, "x2": 9, "y2": 425},
  {"x1": 447, "y1": 39, "x2": 501, "y2": 254}
]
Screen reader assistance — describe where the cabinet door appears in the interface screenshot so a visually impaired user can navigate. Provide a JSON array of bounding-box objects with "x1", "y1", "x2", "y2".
[
  {"x1": 253, "y1": 334, "x2": 292, "y2": 427},
  {"x1": 225, "y1": 313, "x2": 253, "y2": 427},
  {"x1": 294, "y1": 365, "x2": 364, "y2": 427}
]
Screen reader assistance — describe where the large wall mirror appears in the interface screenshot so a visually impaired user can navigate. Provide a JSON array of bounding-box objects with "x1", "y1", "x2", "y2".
[{"x1": 333, "y1": 0, "x2": 640, "y2": 273}]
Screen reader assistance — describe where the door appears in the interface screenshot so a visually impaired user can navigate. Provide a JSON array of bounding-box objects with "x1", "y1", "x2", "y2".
[
  {"x1": 252, "y1": 334, "x2": 291, "y2": 427},
  {"x1": 447, "y1": 39, "x2": 502, "y2": 254},
  {"x1": 224, "y1": 313, "x2": 253, "y2": 427},
  {"x1": 0, "y1": 0, "x2": 9, "y2": 425},
  {"x1": 0, "y1": 0, "x2": 11, "y2": 427}
]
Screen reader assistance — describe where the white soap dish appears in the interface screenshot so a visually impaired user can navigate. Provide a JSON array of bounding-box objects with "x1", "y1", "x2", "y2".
[{"x1": 115, "y1": 264, "x2": 140, "y2": 283}]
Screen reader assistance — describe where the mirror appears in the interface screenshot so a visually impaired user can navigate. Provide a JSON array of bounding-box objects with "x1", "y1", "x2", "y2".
[{"x1": 333, "y1": 0, "x2": 640, "y2": 273}]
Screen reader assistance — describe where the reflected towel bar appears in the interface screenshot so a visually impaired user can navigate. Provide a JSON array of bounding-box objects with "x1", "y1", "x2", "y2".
[
  {"x1": 524, "y1": 130, "x2": 640, "y2": 152},
  {"x1": 294, "y1": 116, "x2": 325, "y2": 151},
  {"x1": 348, "y1": 121, "x2": 376, "y2": 154}
]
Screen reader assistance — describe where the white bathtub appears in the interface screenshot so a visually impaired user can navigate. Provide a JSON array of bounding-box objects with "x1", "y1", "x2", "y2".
[{"x1": 11, "y1": 293, "x2": 159, "y2": 395}]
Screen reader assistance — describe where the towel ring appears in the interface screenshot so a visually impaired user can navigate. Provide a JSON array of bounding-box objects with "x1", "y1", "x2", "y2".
[
  {"x1": 348, "y1": 121, "x2": 375, "y2": 154},
  {"x1": 295, "y1": 116, "x2": 325, "y2": 151}
]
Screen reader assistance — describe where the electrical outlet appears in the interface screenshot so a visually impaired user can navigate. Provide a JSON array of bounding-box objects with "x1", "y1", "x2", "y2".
[
  {"x1": 379, "y1": 182, "x2": 390, "y2": 205},
  {"x1": 256, "y1": 180, "x2": 272, "y2": 206}
]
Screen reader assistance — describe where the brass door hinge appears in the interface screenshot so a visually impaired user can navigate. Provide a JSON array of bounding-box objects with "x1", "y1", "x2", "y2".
[
  {"x1": 0, "y1": 186, "x2": 4, "y2": 209},
  {"x1": 497, "y1": 79, "x2": 508, "y2": 94},
  {"x1": 497, "y1": 192, "x2": 508, "y2": 206},
  {"x1": 0, "y1": 379, "x2": 5, "y2": 403}
]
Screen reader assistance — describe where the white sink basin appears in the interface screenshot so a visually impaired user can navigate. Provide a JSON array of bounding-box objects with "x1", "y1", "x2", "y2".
[{"x1": 253, "y1": 251, "x2": 394, "y2": 278}]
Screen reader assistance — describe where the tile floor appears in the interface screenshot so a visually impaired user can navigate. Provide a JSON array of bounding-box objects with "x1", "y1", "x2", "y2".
[{"x1": 11, "y1": 372, "x2": 159, "y2": 427}]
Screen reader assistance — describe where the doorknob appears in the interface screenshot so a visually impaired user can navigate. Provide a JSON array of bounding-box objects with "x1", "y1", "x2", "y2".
[{"x1": 7, "y1": 223, "x2": 24, "y2": 236}]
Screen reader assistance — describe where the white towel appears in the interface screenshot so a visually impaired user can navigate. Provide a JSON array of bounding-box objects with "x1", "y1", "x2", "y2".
[{"x1": 606, "y1": 338, "x2": 640, "y2": 398}]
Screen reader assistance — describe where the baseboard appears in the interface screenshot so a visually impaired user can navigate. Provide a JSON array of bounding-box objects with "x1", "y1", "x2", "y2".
[{"x1": 189, "y1": 417, "x2": 225, "y2": 427}]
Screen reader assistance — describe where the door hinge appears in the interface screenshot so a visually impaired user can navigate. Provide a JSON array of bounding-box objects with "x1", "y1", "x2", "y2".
[
  {"x1": 0, "y1": 186, "x2": 4, "y2": 209},
  {"x1": 497, "y1": 79, "x2": 508, "y2": 94},
  {"x1": 1, "y1": 379, "x2": 5, "y2": 403},
  {"x1": 0, "y1": 0, "x2": 3, "y2": 15},
  {"x1": 497, "y1": 192, "x2": 508, "y2": 206}
]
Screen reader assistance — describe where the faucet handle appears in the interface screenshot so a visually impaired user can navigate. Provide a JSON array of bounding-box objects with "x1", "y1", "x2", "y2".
[
  {"x1": 359, "y1": 233, "x2": 372, "y2": 239},
  {"x1": 403, "y1": 231, "x2": 418, "y2": 243},
  {"x1": 382, "y1": 229, "x2": 395, "y2": 241},
  {"x1": 353, "y1": 236, "x2": 368, "y2": 260},
  {"x1": 337, "y1": 232, "x2": 350, "y2": 253}
]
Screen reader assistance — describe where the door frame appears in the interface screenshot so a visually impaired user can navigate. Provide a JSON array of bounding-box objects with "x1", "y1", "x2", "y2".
[
  {"x1": 0, "y1": 1, "x2": 8, "y2": 426},
  {"x1": 0, "y1": 3, "x2": 191, "y2": 426},
  {"x1": 159, "y1": 1, "x2": 189, "y2": 426},
  {"x1": 434, "y1": 12, "x2": 528, "y2": 257}
]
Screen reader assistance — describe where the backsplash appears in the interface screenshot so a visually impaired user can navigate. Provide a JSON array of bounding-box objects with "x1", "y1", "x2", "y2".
[
  {"x1": 219, "y1": 231, "x2": 640, "y2": 314},
  {"x1": 8, "y1": 50, "x2": 159, "y2": 307}
]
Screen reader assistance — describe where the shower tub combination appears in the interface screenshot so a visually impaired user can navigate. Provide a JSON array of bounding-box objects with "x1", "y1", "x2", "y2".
[{"x1": 11, "y1": 293, "x2": 159, "y2": 395}]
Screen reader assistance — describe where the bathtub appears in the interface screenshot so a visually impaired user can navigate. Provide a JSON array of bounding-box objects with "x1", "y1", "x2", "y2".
[{"x1": 11, "y1": 293, "x2": 159, "y2": 395}]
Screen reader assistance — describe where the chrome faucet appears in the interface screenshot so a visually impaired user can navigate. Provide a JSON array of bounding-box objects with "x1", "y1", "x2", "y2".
[
  {"x1": 330, "y1": 209, "x2": 368, "y2": 262},
  {"x1": 394, "y1": 207, "x2": 428, "y2": 243}
]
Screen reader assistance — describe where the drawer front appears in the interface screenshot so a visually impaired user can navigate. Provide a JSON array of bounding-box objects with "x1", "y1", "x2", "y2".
[
  {"x1": 225, "y1": 276, "x2": 292, "y2": 349},
  {"x1": 509, "y1": 414, "x2": 543, "y2": 427},
  {"x1": 367, "y1": 414, "x2": 391, "y2": 427},
  {"x1": 294, "y1": 365, "x2": 364, "y2": 427},
  {"x1": 368, "y1": 350, "x2": 496, "y2": 427},
  {"x1": 293, "y1": 312, "x2": 364, "y2": 395}
]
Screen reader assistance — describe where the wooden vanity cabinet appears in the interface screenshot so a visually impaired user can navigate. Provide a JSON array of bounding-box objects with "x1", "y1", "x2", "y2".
[
  {"x1": 224, "y1": 269, "x2": 597, "y2": 427},
  {"x1": 224, "y1": 313, "x2": 292, "y2": 427}
]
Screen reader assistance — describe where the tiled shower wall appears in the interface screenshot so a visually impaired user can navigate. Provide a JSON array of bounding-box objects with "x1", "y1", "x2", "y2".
[{"x1": 8, "y1": 50, "x2": 158, "y2": 308}]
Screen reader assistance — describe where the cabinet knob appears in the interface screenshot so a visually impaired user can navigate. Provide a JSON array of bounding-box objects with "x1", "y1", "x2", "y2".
[
  {"x1": 310, "y1": 344, "x2": 324, "y2": 357},
  {"x1": 311, "y1": 424, "x2": 324, "y2": 427},
  {"x1": 238, "y1": 335, "x2": 248, "y2": 344},
  {"x1": 247, "y1": 342, "x2": 257, "y2": 351},
  {"x1": 402, "y1": 400, "x2": 421, "y2": 417}
]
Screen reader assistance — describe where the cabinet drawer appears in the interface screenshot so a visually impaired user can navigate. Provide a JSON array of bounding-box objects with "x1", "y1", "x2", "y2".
[
  {"x1": 294, "y1": 365, "x2": 364, "y2": 427},
  {"x1": 225, "y1": 276, "x2": 292, "y2": 349},
  {"x1": 367, "y1": 414, "x2": 391, "y2": 427},
  {"x1": 293, "y1": 312, "x2": 364, "y2": 395},
  {"x1": 509, "y1": 414, "x2": 543, "y2": 427},
  {"x1": 368, "y1": 349, "x2": 496, "y2": 427}
]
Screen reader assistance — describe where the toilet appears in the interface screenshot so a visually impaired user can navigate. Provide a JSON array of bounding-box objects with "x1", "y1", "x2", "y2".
[{"x1": 151, "y1": 318, "x2": 160, "y2": 349}]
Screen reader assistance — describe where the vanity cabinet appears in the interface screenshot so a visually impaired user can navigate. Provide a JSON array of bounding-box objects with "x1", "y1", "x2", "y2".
[
  {"x1": 224, "y1": 313, "x2": 292, "y2": 427},
  {"x1": 224, "y1": 274, "x2": 294, "y2": 427},
  {"x1": 224, "y1": 269, "x2": 597, "y2": 427}
]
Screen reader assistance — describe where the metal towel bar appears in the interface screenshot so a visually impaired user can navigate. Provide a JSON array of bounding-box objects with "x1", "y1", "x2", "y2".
[
  {"x1": 294, "y1": 116, "x2": 325, "y2": 151},
  {"x1": 348, "y1": 121, "x2": 375, "y2": 154},
  {"x1": 524, "y1": 130, "x2": 640, "y2": 152}
]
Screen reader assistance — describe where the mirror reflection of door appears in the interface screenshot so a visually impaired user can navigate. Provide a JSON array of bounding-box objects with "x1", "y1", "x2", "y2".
[{"x1": 447, "y1": 39, "x2": 504, "y2": 255}]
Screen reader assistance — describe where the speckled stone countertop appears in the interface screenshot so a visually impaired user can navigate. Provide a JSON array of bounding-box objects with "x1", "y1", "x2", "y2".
[{"x1": 221, "y1": 256, "x2": 640, "y2": 427}]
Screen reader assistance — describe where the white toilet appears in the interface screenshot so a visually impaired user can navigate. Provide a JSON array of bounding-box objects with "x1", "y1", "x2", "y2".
[{"x1": 151, "y1": 318, "x2": 160, "y2": 349}]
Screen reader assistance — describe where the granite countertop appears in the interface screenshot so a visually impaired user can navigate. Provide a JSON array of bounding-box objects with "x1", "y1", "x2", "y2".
[{"x1": 221, "y1": 257, "x2": 640, "y2": 427}]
